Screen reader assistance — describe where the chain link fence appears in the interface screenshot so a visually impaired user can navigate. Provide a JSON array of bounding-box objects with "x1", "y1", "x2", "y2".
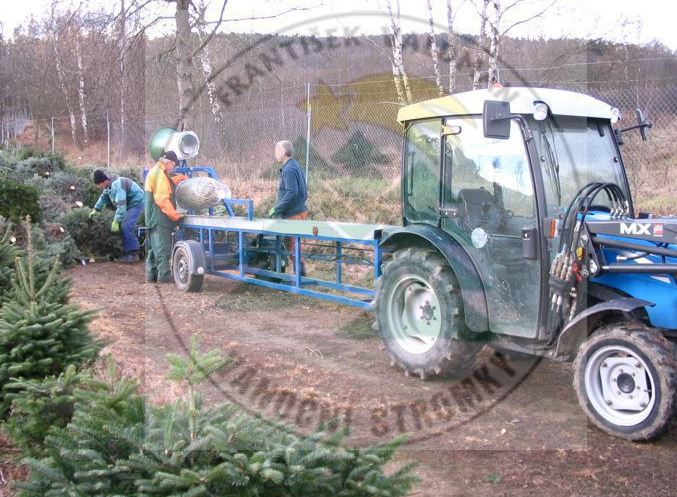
[{"x1": 3, "y1": 79, "x2": 675, "y2": 220}]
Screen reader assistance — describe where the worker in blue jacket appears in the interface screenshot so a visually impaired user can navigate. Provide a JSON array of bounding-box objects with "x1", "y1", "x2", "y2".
[
  {"x1": 90, "y1": 170, "x2": 144, "y2": 263},
  {"x1": 269, "y1": 140, "x2": 309, "y2": 276}
]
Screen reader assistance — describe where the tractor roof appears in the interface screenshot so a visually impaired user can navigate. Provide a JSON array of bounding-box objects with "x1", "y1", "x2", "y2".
[{"x1": 397, "y1": 87, "x2": 618, "y2": 123}]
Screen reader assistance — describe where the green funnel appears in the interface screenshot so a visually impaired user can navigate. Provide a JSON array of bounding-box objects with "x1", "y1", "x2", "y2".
[{"x1": 148, "y1": 127, "x2": 177, "y2": 161}]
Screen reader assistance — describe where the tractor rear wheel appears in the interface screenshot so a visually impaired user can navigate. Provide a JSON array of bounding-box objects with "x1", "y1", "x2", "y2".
[
  {"x1": 375, "y1": 248, "x2": 484, "y2": 380},
  {"x1": 573, "y1": 324, "x2": 677, "y2": 441}
]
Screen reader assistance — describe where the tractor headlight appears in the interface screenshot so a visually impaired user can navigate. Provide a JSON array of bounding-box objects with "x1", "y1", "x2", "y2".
[{"x1": 533, "y1": 102, "x2": 549, "y2": 121}]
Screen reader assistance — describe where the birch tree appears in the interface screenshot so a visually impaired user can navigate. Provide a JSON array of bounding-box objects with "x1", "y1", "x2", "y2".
[
  {"x1": 173, "y1": 0, "x2": 195, "y2": 130},
  {"x1": 481, "y1": 0, "x2": 560, "y2": 87},
  {"x1": 426, "y1": 0, "x2": 443, "y2": 96},
  {"x1": 446, "y1": 0, "x2": 459, "y2": 93},
  {"x1": 471, "y1": 0, "x2": 490, "y2": 89},
  {"x1": 193, "y1": 0, "x2": 227, "y2": 135},
  {"x1": 75, "y1": 25, "x2": 88, "y2": 145},
  {"x1": 118, "y1": 0, "x2": 126, "y2": 151},
  {"x1": 385, "y1": 0, "x2": 412, "y2": 105},
  {"x1": 51, "y1": 10, "x2": 79, "y2": 148}
]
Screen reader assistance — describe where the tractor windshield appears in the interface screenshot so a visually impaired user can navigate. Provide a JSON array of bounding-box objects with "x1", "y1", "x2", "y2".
[{"x1": 528, "y1": 116, "x2": 629, "y2": 216}]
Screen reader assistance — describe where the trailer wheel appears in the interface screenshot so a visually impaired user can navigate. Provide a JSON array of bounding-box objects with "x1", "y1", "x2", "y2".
[
  {"x1": 375, "y1": 248, "x2": 484, "y2": 380},
  {"x1": 573, "y1": 324, "x2": 677, "y2": 441},
  {"x1": 172, "y1": 240, "x2": 205, "y2": 292}
]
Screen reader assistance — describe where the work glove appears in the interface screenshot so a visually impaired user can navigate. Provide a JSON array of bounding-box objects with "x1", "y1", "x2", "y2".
[
  {"x1": 88, "y1": 209, "x2": 99, "y2": 219},
  {"x1": 268, "y1": 207, "x2": 276, "y2": 218},
  {"x1": 111, "y1": 220, "x2": 120, "y2": 233}
]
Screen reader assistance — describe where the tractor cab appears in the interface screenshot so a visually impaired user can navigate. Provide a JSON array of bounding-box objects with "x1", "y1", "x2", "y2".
[{"x1": 397, "y1": 87, "x2": 644, "y2": 341}]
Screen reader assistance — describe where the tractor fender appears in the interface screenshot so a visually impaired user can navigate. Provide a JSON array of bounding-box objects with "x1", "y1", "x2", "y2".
[
  {"x1": 380, "y1": 225, "x2": 489, "y2": 332},
  {"x1": 553, "y1": 297, "x2": 654, "y2": 360}
]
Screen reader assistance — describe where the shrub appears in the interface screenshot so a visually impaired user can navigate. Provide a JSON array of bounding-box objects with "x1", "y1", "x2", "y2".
[
  {"x1": 59, "y1": 207, "x2": 123, "y2": 259},
  {"x1": 46, "y1": 171, "x2": 100, "y2": 208},
  {"x1": 37, "y1": 193, "x2": 70, "y2": 222},
  {"x1": 13, "y1": 156, "x2": 66, "y2": 182},
  {"x1": 0, "y1": 179, "x2": 42, "y2": 223}
]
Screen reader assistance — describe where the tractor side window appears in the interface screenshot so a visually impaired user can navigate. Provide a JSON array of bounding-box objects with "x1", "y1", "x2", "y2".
[
  {"x1": 444, "y1": 117, "x2": 535, "y2": 236},
  {"x1": 404, "y1": 120, "x2": 441, "y2": 224}
]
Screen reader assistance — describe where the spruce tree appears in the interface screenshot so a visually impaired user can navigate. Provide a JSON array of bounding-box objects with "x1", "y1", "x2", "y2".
[
  {"x1": 0, "y1": 219, "x2": 101, "y2": 416},
  {"x1": 331, "y1": 131, "x2": 390, "y2": 177}
]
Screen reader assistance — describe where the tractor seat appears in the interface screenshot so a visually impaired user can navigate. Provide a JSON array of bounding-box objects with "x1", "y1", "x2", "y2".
[{"x1": 458, "y1": 188, "x2": 502, "y2": 230}]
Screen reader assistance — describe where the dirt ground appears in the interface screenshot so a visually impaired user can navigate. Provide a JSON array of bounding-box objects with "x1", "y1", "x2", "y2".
[{"x1": 3, "y1": 262, "x2": 676, "y2": 496}]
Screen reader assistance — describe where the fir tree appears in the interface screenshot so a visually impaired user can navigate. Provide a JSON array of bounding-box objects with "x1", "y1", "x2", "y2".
[
  {"x1": 3, "y1": 365, "x2": 93, "y2": 456},
  {"x1": 291, "y1": 137, "x2": 336, "y2": 178},
  {"x1": 331, "y1": 131, "x2": 390, "y2": 177},
  {"x1": 17, "y1": 338, "x2": 417, "y2": 497},
  {"x1": 0, "y1": 219, "x2": 101, "y2": 416},
  {"x1": 17, "y1": 363, "x2": 147, "y2": 496},
  {"x1": 0, "y1": 219, "x2": 20, "y2": 300}
]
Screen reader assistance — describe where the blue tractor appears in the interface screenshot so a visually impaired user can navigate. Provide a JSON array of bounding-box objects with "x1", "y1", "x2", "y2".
[{"x1": 376, "y1": 87, "x2": 676, "y2": 441}]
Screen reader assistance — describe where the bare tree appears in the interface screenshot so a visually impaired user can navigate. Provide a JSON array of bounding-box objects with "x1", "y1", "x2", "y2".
[
  {"x1": 385, "y1": 0, "x2": 412, "y2": 105},
  {"x1": 487, "y1": 0, "x2": 500, "y2": 85},
  {"x1": 193, "y1": 0, "x2": 227, "y2": 135},
  {"x1": 471, "y1": 0, "x2": 489, "y2": 89},
  {"x1": 118, "y1": 0, "x2": 127, "y2": 151},
  {"x1": 426, "y1": 0, "x2": 443, "y2": 96},
  {"x1": 446, "y1": 0, "x2": 459, "y2": 93},
  {"x1": 75, "y1": 25, "x2": 88, "y2": 145},
  {"x1": 50, "y1": 7, "x2": 80, "y2": 147},
  {"x1": 173, "y1": 0, "x2": 196, "y2": 130},
  {"x1": 480, "y1": 0, "x2": 560, "y2": 87}
]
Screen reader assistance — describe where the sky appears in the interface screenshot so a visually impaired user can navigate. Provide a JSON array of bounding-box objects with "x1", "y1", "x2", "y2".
[{"x1": 0, "y1": 0, "x2": 675, "y2": 51}]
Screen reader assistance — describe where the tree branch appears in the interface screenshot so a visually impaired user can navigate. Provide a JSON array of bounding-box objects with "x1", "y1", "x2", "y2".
[{"x1": 190, "y1": 0, "x2": 228, "y2": 59}]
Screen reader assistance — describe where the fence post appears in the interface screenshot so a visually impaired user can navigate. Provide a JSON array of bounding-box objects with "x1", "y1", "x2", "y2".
[
  {"x1": 106, "y1": 112, "x2": 111, "y2": 170},
  {"x1": 51, "y1": 117, "x2": 55, "y2": 155},
  {"x1": 305, "y1": 82, "x2": 311, "y2": 183}
]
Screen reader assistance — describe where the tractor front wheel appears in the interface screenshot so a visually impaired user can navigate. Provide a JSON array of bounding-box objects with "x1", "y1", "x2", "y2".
[
  {"x1": 573, "y1": 324, "x2": 677, "y2": 441},
  {"x1": 375, "y1": 248, "x2": 484, "y2": 380}
]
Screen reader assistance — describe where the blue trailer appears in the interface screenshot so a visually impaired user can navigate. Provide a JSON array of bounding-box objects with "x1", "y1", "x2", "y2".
[{"x1": 170, "y1": 166, "x2": 390, "y2": 309}]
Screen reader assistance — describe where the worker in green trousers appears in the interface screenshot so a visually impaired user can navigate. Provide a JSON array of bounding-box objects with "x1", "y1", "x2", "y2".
[{"x1": 143, "y1": 151, "x2": 187, "y2": 283}]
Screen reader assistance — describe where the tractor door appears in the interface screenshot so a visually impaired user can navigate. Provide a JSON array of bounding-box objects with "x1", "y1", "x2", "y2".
[{"x1": 440, "y1": 116, "x2": 542, "y2": 338}]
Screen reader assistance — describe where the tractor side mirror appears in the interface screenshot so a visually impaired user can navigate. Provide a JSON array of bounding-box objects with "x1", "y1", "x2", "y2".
[
  {"x1": 483, "y1": 100, "x2": 511, "y2": 139},
  {"x1": 636, "y1": 109, "x2": 652, "y2": 141}
]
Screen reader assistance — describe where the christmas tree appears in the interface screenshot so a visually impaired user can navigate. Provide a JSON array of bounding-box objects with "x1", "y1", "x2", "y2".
[
  {"x1": 3, "y1": 365, "x2": 93, "y2": 456},
  {"x1": 331, "y1": 130, "x2": 390, "y2": 177},
  {"x1": 292, "y1": 136, "x2": 336, "y2": 178},
  {"x1": 18, "y1": 337, "x2": 417, "y2": 496},
  {"x1": 0, "y1": 219, "x2": 101, "y2": 416},
  {"x1": 0, "y1": 219, "x2": 20, "y2": 300}
]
